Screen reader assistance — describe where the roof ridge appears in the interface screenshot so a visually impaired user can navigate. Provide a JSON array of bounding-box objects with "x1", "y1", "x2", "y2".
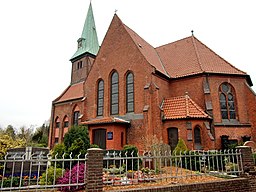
[
  {"x1": 122, "y1": 23, "x2": 169, "y2": 77},
  {"x1": 156, "y1": 36, "x2": 191, "y2": 49},
  {"x1": 193, "y1": 36, "x2": 247, "y2": 75},
  {"x1": 162, "y1": 95, "x2": 210, "y2": 120},
  {"x1": 72, "y1": 81, "x2": 85, "y2": 86},
  {"x1": 154, "y1": 49, "x2": 170, "y2": 77},
  {"x1": 185, "y1": 95, "x2": 190, "y2": 117},
  {"x1": 165, "y1": 95, "x2": 186, "y2": 100},
  {"x1": 191, "y1": 35, "x2": 204, "y2": 72},
  {"x1": 187, "y1": 96, "x2": 209, "y2": 117},
  {"x1": 53, "y1": 85, "x2": 71, "y2": 103}
]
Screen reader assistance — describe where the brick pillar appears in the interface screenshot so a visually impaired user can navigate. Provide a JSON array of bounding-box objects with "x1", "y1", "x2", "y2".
[
  {"x1": 86, "y1": 148, "x2": 104, "y2": 192},
  {"x1": 236, "y1": 146, "x2": 255, "y2": 174}
]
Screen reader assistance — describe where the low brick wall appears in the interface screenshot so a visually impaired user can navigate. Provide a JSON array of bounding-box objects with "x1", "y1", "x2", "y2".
[{"x1": 105, "y1": 178, "x2": 251, "y2": 192}]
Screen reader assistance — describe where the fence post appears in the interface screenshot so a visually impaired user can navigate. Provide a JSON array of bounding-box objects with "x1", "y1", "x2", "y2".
[
  {"x1": 236, "y1": 146, "x2": 255, "y2": 174},
  {"x1": 86, "y1": 148, "x2": 104, "y2": 192}
]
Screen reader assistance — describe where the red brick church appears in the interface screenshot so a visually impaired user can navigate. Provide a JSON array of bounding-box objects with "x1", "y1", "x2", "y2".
[{"x1": 48, "y1": 3, "x2": 256, "y2": 151}]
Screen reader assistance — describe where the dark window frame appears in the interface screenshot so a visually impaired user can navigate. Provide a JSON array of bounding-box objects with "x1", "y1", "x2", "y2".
[
  {"x1": 110, "y1": 71, "x2": 119, "y2": 115},
  {"x1": 97, "y1": 80, "x2": 104, "y2": 116},
  {"x1": 219, "y1": 83, "x2": 236, "y2": 120},
  {"x1": 54, "y1": 138, "x2": 59, "y2": 144},
  {"x1": 194, "y1": 127, "x2": 201, "y2": 144},
  {"x1": 73, "y1": 111, "x2": 80, "y2": 126},
  {"x1": 77, "y1": 61, "x2": 83, "y2": 69},
  {"x1": 64, "y1": 121, "x2": 69, "y2": 128},
  {"x1": 55, "y1": 122, "x2": 60, "y2": 128},
  {"x1": 126, "y1": 72, "x2": 134, "y2": 113}
]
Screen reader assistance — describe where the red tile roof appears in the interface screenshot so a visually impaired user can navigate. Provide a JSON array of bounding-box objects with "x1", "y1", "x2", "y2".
[
  {"x1": 120, "y1": 13, "x2": 247, "y2": 79},
  {"x1": 82, "y1": 116, "x2": 130, "y2": 125},
  {"x1": 121, "y1": 16, "x2": 252, "y2": 85},
  {"x1": 156, "y1": 36, "x2": 246, "y2": 78},
  {"x1": 123, "y1": 23, "x2": 169, "y2": 77},
  {"x1": 54, "y1": 82, "x2": 84, "y2": 103},
  {"x1": 162, "y1": 95, "x2": 211, "y2": 120}
]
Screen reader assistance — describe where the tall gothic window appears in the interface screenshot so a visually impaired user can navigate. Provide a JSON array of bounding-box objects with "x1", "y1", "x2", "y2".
[
  {"x1": 126, "y1": 72, "x2": 134, "y2": 113},
  {"x1": 73, "y1": 105, "x2": 80, "y2": 126},
  {"x1": 111, "y1": 71, "x2": 119, "y2": 115},
  {"x1": 219, "y1": 83, "x2": 236, "y2": 120},
  {"x1": 194, "y1": 127, "x2": 201, "y2": 144},
  {"x1": 63, "y1": 116, "x2": 69, "y2": 128},
  {"x1": 73, "y1": 111, "x2": 80, "y2": 125},
  {"x1": 97, "y1": 80, "x2": 104, "y2": 116}
]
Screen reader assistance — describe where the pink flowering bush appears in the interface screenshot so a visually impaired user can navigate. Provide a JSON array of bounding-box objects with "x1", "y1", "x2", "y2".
[{"x1": 57, "y1": 163, "x2": 86, "y2": 192}]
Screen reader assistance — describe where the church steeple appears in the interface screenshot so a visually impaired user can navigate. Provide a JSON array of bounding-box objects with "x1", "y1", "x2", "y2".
[{"x1": 71, "y1": 3, "x2": 99, "y2": 60}]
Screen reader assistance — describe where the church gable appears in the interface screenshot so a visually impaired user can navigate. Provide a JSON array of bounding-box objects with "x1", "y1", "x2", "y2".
[
  {"x1": 83, "y1": 14, "x2": 157, "y2": 118},
  {"x1": 91, "y1": 14, "x2": 163, "y2": 76},
  {"x1": 123, "y1": 25, "x2": 169, "y2": 77}
]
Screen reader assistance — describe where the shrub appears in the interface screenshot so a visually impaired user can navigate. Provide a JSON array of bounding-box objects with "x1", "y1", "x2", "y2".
[
  {"x1": 57, "y1": 163, "x2": 86, "y2": 192},
  {"x1": 52, "y1": 143, "x2": 65, "y2": 158},
  {"x1": 90, "y1": 144, "x2": 99, "y2": 148},
  {"x1": 122, "y1": 145, "x2": 139, "y2": 171},
  {"x1": 63, "y1": 125, "x2": 90, "y2": 153},
  {"x1": 104, "y1": 164, "x2": 124, "y2": 174},
  {"x1": 172, "y1": 139, "x2": 188, "y2": 155},
  {"x1": 67, "y1": 138, "x2": 87, "y2": 158},
  {"x1": 2, "y1": 176, "x2": 21, "y2": 187},
  {"x1": 39, "y1": 166, "x2": 63, "y2": 185},
  {"x1": 52, "y1": 143, "x2": 66, "y2": 168}
]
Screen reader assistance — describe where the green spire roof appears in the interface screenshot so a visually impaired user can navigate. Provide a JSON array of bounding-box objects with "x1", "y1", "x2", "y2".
[{"x1": 71, "y1": 3, "x2": 99, "y2": 60}]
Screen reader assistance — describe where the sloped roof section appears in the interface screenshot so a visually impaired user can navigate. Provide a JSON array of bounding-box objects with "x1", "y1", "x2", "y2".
[
  {"x1": 123, "y1": 23, "x2": 169, "y2": 77},
  {"x1": 162, "y1": 95, "x2": 211, "y2": 120},
  {"x1": 82, "y1": 116, "x2": 130, "y2": 125},
  {"x1": 156, "y1": 36, "x2": 247, "y2": 78},
  {"x1": 54, "y1": 81, "x2": 84, "y2": 103}
]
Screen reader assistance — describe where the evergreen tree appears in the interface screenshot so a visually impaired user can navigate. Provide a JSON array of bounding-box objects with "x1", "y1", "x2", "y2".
[{"x1": 63, "y1": 125, "x2": 90, "y2": 157}]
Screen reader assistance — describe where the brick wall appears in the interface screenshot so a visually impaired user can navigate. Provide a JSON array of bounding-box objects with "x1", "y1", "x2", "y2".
[
  {"x1": 245, "y1": 84, "x2": 256, "y2": 141},
  {"x1": 71, "y1": 56, "x2": 95, "y2": 84},
  {"x1": 89, "y1": 124, "x2": 127, "y2": 150},
  {"x1": 49, "y1": 99, "x2": 85, "y2": 147},
  {"x1": 86, "y1": 148, "x2": 104, "y2": 192},
  {"x1": 105, "y1": 178, "x2": 250, "y2": 192},
  {"x1": 169, "y1": 76, "x2": 205, "y2": 108},
  {"x1": 207, "y1": 75, "x2": 249, "y2": 123},
  {"x1": 163, "y1": 119, "x2": 215, "y2": 150}
]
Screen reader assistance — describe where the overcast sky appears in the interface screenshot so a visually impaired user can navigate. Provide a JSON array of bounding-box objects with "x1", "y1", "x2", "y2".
[{"x1": 0, "y1": 0, "x2": 255, "y2": 129}]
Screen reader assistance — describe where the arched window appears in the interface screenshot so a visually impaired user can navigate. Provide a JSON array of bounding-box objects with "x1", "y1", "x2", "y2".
[
  {"x1": 55, "y1": 117, "x2": 60, "y2": 128},
  {"x1": 97, "y1": 80, "x2": 104, "y2": 116},
  {"x1": 73, "y1": 105, "x2": 80, "y2": 126},
  {"x1": 54, "y1": 117, "x2": 60, "y2": 144},
  {"x1": 194, "y1": 126, "x2": 202, "y2": 150},
  {"x1": 63, "y1": 116, "x2": 69, "y2": 128},
  {"x1": 194, "y1": 127, "x2": 201, "y2": 144},
  {"x1": 62, "y1": 116, "x2": 69, "y2": 139},
  {"x1": 111, "y1": 71, "x2": 119, "y2": 115},
  {"x1": 167, "y1": 128, "x2": 178, "y2": 151},
  {"x1": 219, "y1": 83, "x2": 236, "y2": 120},
  {"x1": 126, "y1": 72, "x2": 134, "y2": 113}
]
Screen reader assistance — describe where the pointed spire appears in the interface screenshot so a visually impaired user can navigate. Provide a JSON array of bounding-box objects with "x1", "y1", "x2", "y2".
[{"x1": 71, "y1": 3, "x2": 99, "y2": 60}]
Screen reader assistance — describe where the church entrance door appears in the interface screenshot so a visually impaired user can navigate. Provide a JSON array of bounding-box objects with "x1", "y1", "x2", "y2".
[
  {"x1": 93, "y1": 128, "x2": 106, "y2": 149},
  {"x1": 168, "y1": 128, "x2": 178, "y2": 151}
]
